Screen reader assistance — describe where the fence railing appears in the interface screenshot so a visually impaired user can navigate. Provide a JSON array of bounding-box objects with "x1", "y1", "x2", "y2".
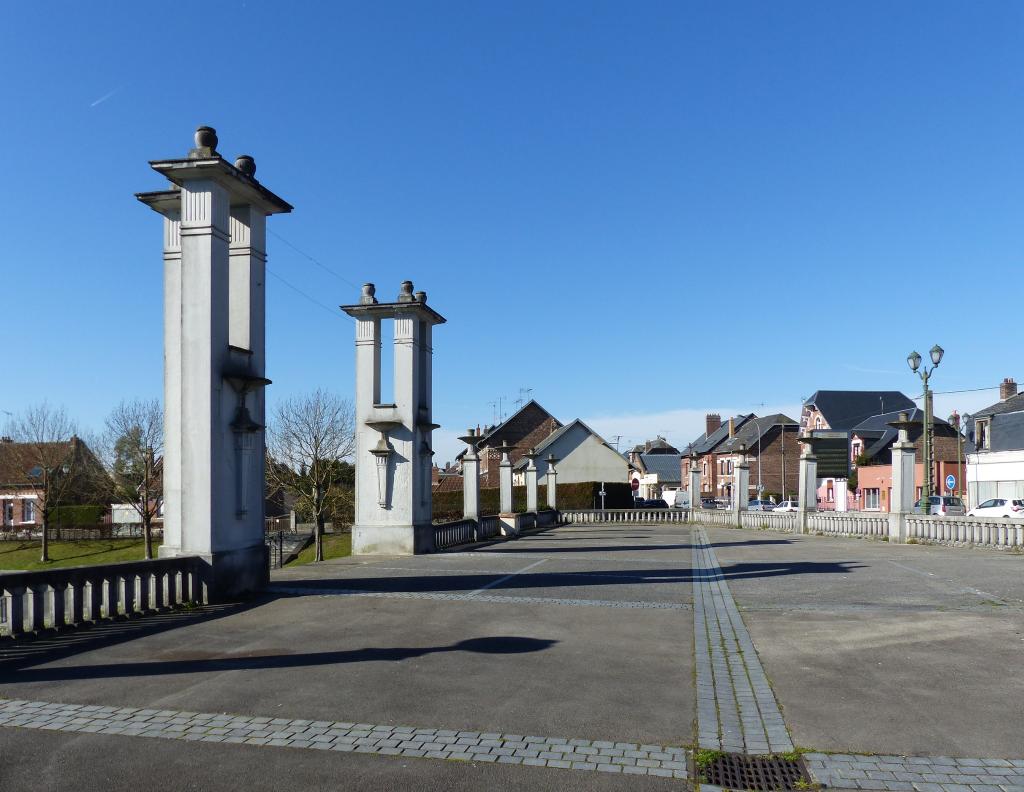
[
  {"x1": 0, "y1": 556, "x2": 204, "y2": 638},
  {"x1": 906, "y1": 515, "x2": 1024, "y2": 547},
  {"x1": 433, "y1": 519, "x2": 476, "y2": 550},
  {"x1": 561, "y1": 509, "x2": 690, "y2": 524},
  {"x1": 266, "y1": 531, "x2": 285, "y2": 569},
  {"x1": 431, "y1": 510, "x2": 562, "y2": 551},
  {"x1": 807, "y1": 511, "x2": 887, "y2": 537}
]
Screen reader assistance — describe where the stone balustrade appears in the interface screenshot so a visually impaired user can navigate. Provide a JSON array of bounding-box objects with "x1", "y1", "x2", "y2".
[
  {"x1": 807, "y1": 511, "x2": 888, "y2": 537},
  {"x1": 739, "y1": 511, "x2": 799, "y2": 532},
  {"x1": 906, "y1": 515, "x2": 1024, "y2": 547},
  {"x1": 0, "y1": 557, "x2": 204, "y2": 639},
  {"x1": 561, "y1": 509, "x2": 690, "y2": 524},
  {"x1": 431, "y1": 510, "x2": 560, "y2": 550}
]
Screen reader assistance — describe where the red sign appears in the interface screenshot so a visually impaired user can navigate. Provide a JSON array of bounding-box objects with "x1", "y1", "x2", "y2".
[{"x1": 630, "y1": 478, "x2": 640, "y2": 491}]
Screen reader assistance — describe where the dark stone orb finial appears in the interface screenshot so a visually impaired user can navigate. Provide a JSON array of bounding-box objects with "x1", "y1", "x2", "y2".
[
  {"x1": 234, "y1": 154, "x2": 256, "y2": 177},
  {"x1": 397, "y1": 280, "x2": 415, "y2": 303},
  {"x1": 414, "y1": 290, "x2": 427, "y2": 303},
  {"x1": 195, "y1": 126, "x2": 218, "y2": 152}
]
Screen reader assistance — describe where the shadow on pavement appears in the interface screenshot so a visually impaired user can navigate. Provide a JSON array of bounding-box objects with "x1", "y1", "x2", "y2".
[
  {"x1": 276, "y1": 560, "x2": 865, "y2": 596},
  {"x1": 474, "y1": 539, "x2": 793, "y2": 554},
  {"x1": 1, "y1": 636, "x2": 557, "y2": 683}
]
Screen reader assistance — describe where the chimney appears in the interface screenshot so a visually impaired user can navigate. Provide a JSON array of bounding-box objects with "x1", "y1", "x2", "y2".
[
  {"x1": 728, "y1": 417, "x2": 735, "y2": 437},
  {"x1": 706, "y1": 413, "x2": 721, "y2": 436},
  {"x1": 1000, "y1": 377, "x2": 1018, "y2": 401}
]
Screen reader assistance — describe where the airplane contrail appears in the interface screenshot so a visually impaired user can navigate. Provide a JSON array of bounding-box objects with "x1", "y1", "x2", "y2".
[{"x1": 90, "y1": 86, "x2": 123, "y2": 108}]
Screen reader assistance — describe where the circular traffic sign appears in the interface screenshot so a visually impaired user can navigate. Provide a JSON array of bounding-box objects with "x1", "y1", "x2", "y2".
[
  {"x1": 630, "y1": 478, "x2": 640, "y2": 491},
  {"x1": 945, "y1": 473, "x2": 956, "y2": 490}
]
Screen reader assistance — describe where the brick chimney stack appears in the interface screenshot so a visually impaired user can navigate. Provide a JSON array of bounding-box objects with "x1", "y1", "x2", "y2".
[
  {"x1": 1000, "y1": 377, "x2": 1017, "y2": 401},
  {"x1": 728, "y1": 417, "x2": 735, "y2": 437},
  {"x1": 706, "y1": 413, "x2": 721, "y2": 436}
]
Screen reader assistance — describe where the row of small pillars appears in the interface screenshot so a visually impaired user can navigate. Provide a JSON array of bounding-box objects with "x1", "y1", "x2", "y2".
[{"x1": 458, "y1": 429, "x2": 558, "y2": 521}]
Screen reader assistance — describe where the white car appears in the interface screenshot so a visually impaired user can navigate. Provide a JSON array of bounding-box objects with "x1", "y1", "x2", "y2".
[
  {"x1": 967, "y1": 498, "x2": 1024, "y2": 519},
  {"x1": 773, "y1": 500, "x2": 799, "y2": 512}
]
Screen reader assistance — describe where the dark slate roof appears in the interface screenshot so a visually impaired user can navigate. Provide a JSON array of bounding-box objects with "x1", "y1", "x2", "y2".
[
  {"x1": 850, "y1": 408, "x2": 972, "y2": 460},
  {"x1": 688, "y1": 414, "x2": 755, "y2": 455},
  {"x1": 636, "y1": 453, "x2": 682, "y2": 482},
  {"x1": 989, "y1": 411, "x2": 1024, "y2": 452},
  {"x1": 717, "y1": 414, "x2": 798, "y2": 454},
  {"x1": 974, "y1": 392, "x2": 1024, "y2": 419},
  {"x1": 804, "y1": 390, "x2": 915, "y2": 431}
]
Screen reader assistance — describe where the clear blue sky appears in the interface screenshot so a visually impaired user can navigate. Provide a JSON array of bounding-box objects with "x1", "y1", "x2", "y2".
[{"x1": 1, "y1": 2, "x2": 1021, "y2": 462}]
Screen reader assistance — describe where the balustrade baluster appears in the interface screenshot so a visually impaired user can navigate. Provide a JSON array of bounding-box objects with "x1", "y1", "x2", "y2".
[
  {"x1": 69, "y1": 580, "x2": 85, "y2": 625},
  {"x1": 123, "y1": 574, "x2": 136, "y2": 615},
  {"x1": 30, "y1": 584, "x2": 47, "y2": 631},
  {"x1": 51, "y1": 582, "x2": 67, "y2": 629},
  {"x1": 6, "y1": 587, "x2": 25, "y2": 635}
]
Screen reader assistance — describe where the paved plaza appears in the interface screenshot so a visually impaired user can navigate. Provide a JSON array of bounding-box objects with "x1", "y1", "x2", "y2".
[{"x1": 2, "y1": 522, "x2": 1024, "y2": 791}]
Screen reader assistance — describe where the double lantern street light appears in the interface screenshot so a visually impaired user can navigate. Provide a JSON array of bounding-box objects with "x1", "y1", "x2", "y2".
[{"x1": 907, "y1": 344, "x2": 944, "y2": 501}]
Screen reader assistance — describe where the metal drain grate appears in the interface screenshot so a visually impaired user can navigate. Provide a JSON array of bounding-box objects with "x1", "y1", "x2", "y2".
[{"x1": 695, "y1": 752, "x2": 809, "y2": 791}]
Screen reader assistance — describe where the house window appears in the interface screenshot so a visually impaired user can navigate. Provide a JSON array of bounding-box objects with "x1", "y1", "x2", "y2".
[
  {"x1": 22, "y1": 500, "x2": 35, "y2": 523},
  {"x1": 815, "y1": 416, "x2": 823, "y2": 429},
  {"x1": 976, "y1": 419, "x2": 990, "y2": 451},
  {"x1": 1, "y1": 500, "x2": 11, "y2": 525},
  {"x1": 703, "y1": 462, "x2": 708, "y2": 477},
  {"x1": 864, "y1": 488, "x2": 880, "y2": 510},
  {"x1": 727, "y1": 460, "x2": 734, "y2": 474}
]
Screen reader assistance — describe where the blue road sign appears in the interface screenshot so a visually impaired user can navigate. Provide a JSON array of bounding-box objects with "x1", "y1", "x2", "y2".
[{"x1": 945, "y1": 473, "x2": 956, "y2": 491}]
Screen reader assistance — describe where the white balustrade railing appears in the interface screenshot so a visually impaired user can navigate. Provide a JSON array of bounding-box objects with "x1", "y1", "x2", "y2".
[
  {"x1": 433, "y1": 519, "x2": 476, "y2": 550},
  {"x1": 560, "y1": 509, "x2": 690, "y2": 525},
  {"x1": 1, "y1": 557, "x2": 204, "y2": 638},
  {"x1": 906, "y1": 515, "x2": 1024, "y2": 548},
  {"x1": 739, "y1": 511, "x2": 798, "y2": 532},
  {"x1": 808, "y1": 511, "x2": 889, "y2": 538}
]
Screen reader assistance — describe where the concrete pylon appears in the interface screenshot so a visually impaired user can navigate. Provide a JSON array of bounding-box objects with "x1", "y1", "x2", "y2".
[
  {"x1": 498, "y1": 441, "x2": 514, "y2": 515},
  {"x1": 546, "y1": 454, "x2": 559, "y2": 510},
  {"x1": 137, "y1": 126, "x2": 291, "y2": 601},
  {"x1": 797, "y1": 435, "x2": 818, "y2": 535},
  {"x1": 733, "y1": 448, "x2": 750, "y2": 523},
  {"x1": 888, "y1": 411, "x2": 917, "y2": 544},
  {"x1": 341, "y1": 281, "x2": 446, "y2": 554},
  {"x1": 459, "y1": 428, "x2": 481, "y2": 521},
  {"x1": 524, "y1": 448, "x2": 539, "y2": 513},
  {"x1": 689, "y1": 460, "x2": 701, "y2": 518}
]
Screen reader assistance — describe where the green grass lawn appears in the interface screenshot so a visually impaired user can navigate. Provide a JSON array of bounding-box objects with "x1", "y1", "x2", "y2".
[
  {"x1": 287, "y1": 532, "x2": 352, "y2": 566},
  {"x1": 0, "y1": 539, "x2": 148, "y2": 571}
]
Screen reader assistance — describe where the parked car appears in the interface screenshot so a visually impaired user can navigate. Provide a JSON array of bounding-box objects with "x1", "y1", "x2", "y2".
[
  {"x1": 642, "y1": 498, "x2": 669, "y2": 509},
  {"x1": 913, "y1": 495, "x2": 967, "y2": 516},
  {"x1": 773, "y1": 500, "x2": 799, "y2": 512},
  {"x1": 967, "y1": 498, "x2": 1024, "y2": 519},
  {"x1": 700, "y1": 498, "x2": 718, "y2": 509},
  {"x1": 747, "y1": 500, "x2": 776, "y2": 512}
]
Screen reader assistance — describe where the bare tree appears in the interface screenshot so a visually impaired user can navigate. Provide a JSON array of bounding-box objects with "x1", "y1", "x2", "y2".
[
  {"x1": 101, "y1": 399, "x2": 163, "y2": 560},
  {"x1": 266, "y1": 389, "x2": 356, "y2": 562},
  {"x1": 6, "y1": 402, "x2": 81, "y2": 562}
]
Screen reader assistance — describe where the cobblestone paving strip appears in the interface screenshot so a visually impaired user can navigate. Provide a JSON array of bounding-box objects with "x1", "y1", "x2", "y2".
[
  {"x1": 268, "y1": 585, "x2": 691, "y2": 610},
  {"x1": 0, "y1": 698, "x2": 689, "y2": 780},
  {"x1": 692, "y1": 527, "x2": 794, "y2": 755},
  {"x1": 805, "y1": 752, "x2": 1024, "y2": 792}
]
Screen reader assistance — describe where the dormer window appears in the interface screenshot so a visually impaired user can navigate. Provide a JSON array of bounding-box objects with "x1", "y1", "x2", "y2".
[
  {"x1": 976, "y1": 419, "x2": 990, "y2": 451},
  {"x1": 814, "y1": 416, "x2": 823, "y2": 429}
]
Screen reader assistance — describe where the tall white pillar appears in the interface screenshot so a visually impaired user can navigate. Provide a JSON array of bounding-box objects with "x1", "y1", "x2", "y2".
[
  {"x1": 689, "y1": 460, "x2": 701, "y2": 517},
  {"x1": 546, "y1": 454, "x2": 559, "y2": 510},
  {"x1": 524, "y1": 449, "x2": 539, "y2": 513},
  {"x1": 733, "y1": 450, "x2": 750, "y2": 522},
  {"x1": 460, "y1": 429, "x2": 481, "y2": 521},
  {"x1": 343, "y1": 281, "x2": 446, "y2": 554},
  {"x1": 797, "y1": 438, "x2": 818, "y2": 535},
  {"x1": 889, "y1": 412, "x2": 916, "y2": 544},
  {"x1": 498, "y1": 442, "x2": 514, "y2": 515},
  {"x1": 137, "y1": 127, "x2": 291, "y2": 600}
]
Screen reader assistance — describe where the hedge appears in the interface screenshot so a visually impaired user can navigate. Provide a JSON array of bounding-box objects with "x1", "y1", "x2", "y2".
[
  {"x1": 431, "y1": 481, "x2": 634, "y2": 522},
  {"x1": 51, "y1": 504, "x2": 107, "y2": 526}
]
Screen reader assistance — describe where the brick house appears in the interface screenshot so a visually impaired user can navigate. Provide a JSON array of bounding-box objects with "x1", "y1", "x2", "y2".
[
  {"x1": 0, "y1": 436, "x2": 109, "y2": 532},
  {"x1": 627, "y1": 437, "x2": 681, "y2": 500},
  {"x1": 682, "y1": 413, "x2": 757, "y2": 500},
  {"x1": 713, "y1": 415, "x2": 801, "y2": 502},
  {"x1": 849, "y1": 408, "x2": 968, "y2": 511},
  {"x1": 965, "y1": 377, "x2": 1024, "y2": 507}
]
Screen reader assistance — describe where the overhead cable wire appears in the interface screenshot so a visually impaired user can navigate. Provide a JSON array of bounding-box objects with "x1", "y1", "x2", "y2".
[
  {"x1": 268, "y1": 228, "x2": 361, "y2": 290},
  {"x1": 266, "y1": 268, "x2": 353, "y2": 322}
]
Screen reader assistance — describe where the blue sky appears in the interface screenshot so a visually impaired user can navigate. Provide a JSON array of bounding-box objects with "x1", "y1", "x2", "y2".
[{"x1": 1, "y1": 2, "x2": 1021, "y2": 463}]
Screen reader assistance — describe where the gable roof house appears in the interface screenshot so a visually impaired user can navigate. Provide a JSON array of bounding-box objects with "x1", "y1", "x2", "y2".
[
  {"x1": 512, "y1": 419, "x2": 629, "y2": 486},
  {"x1": 0, "y1": 436, "x2": 111, "y2": 531},
  {"x1": 712, "y1": 414, "x2": 801, "y2": 501},
  {"x1": 966, "y1": 377, "x2": 1024, "y2": 506},
  {"x1": 454, "y1": 400, "x2": 562, "y2": 489},
  {"x1": 682, "y1": 413, "x2": 757, "y2": 498}
]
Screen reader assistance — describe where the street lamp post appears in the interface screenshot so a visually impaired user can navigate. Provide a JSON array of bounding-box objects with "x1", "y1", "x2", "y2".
[{"x1": 907, "y1": 344, "x2": 944, "y2": 504}]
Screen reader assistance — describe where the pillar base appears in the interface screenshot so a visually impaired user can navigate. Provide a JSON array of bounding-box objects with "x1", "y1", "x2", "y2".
[
  {"x1": 498, "y1": 514, "x2": 519, "y2": 537},
  {"x1": 160, "y1": 543, "x2": 269, "y2": 603},
  {"x1": 352, "y1": 523, "x2": 435, "y2": 555},
  {"x1": 888, "y1": 513, "x2": 907, "y2": 544}
]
